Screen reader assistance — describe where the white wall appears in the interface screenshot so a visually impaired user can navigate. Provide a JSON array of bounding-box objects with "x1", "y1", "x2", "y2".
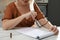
[{"x1": 0, "y1": 0, "x2": 15, "y2": 13}]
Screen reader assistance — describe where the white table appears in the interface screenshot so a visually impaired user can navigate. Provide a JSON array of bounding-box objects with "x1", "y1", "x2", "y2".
[
  {"x1": 57, "y1": 27, "x2": 60, "y2": 40},
  {"x1": 0, "y1": 27, "x2": 60, "y2": 40}
]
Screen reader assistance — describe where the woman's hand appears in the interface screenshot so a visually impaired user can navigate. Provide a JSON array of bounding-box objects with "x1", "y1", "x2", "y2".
[
  {"x1": 50, "y1": 25, "x2": 59, "y2": 35},
  {"x1": 21, "y1": 11, "x2": 37, "y2": 20}
]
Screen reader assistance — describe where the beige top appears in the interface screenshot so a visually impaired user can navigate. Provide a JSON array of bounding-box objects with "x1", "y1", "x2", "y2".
[{"x1": 2, "y1": 2, "x2": 45, "y2": 27}]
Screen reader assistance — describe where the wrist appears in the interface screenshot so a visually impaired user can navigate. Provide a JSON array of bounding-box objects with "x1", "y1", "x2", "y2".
[
  {"x1": 21, "y1": 15, "x2": 25, "y2": 19},
  {"x1": 43, "y1": 21, "x2": 53, "y2": 29}
]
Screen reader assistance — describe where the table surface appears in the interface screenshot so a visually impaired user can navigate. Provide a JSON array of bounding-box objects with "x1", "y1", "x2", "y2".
[{"x1": 0, "y1": 27, "x2": 60, "y2": 40}]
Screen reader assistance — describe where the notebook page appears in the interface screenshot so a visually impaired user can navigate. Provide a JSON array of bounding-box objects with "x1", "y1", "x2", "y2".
[{"x1": 16, "y1": 27, "x2": 54, "y2": 39}]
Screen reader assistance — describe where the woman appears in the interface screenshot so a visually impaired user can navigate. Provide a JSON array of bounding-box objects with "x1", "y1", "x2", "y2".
[{"x1": 2, "y1": 0, "x2": 58, "y2": 35}]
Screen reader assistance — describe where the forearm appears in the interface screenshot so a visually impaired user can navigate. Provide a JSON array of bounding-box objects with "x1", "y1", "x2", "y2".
[
  {"x1": 39, "y1": 18, "x2": 53, "y2": 29},
  {"x1": 2, "y1": 15, "x2": 24, "y2": 30}
]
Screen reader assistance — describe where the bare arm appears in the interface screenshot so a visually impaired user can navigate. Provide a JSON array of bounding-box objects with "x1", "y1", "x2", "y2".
[
  {"x1": 31, "y1": 17, "x2": 52, "y2": 29},
  {"x1": 2, "y1": 15, "x2": 24, "y2": 30},
  {"x1": 39, "y1": 18, "x2": 53, "y2": 29},
  {"x1": 33, "y1": 2, "x2": 59, "y2": 35},
  {"x1": 2, "y1": 12, "x2": 34, "y2": 30},
  {"x1": 39, "y1": 17, "x2": 59, "y2": 35},
  {"x1": 2, "y1": 11, "x2": 37, "y2": 30}
]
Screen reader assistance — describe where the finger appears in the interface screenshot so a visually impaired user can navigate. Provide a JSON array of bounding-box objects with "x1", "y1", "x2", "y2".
[
  {"x1": 50, "y1": 26, "x2": 57, "y2": 32},
  {"x1": 34, "y1": 12, "x2": 37, "y2": 16},
  {"x1": 31, "y1": 14, "x2": 35, "y2": 20},
  {"x1": 53, "y1": 27, "x2": 57, "y2": 32},
  {"x1": 31, "y1": 13, "x2": 35, "y2": 19},
  {"x1": 25, "y1": 13, "x2": 31, "y2": 19},
  {"x1": 31, "y1": 12, "x2": 37, "y2": 20},
  {"x1": 33, "y1": 12, "x2": 37, "y2": 18},
  {"x1": 50, "y1": 27, "x2": 54, "y2": 31},
  {"x1": 54, "y1": 29, "x2": 59, "y2": 35},
  {"x1": 53, "y1": 25, "x2": 57, "y2": 31}
]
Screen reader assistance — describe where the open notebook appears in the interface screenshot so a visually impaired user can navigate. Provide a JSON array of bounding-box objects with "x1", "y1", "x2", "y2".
[{"x1": 16, "y1": 27, "x2": 54, "y2": 39}]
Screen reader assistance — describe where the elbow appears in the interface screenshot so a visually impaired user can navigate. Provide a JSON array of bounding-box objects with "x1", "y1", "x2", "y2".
[
  {"x1": 2, "y1": 20, "x2": 15, "y2": 30},
  {"x1": 3, "y1": 26, "x2": 12, "y2": 30},
  {"x1": 2, "y1": 20, "x2": 12, "y2": 30},
  {"x1": 2, "y1": 24, "x2": 11, "y2": 30},
  {"x1": 3, "y1": 25, "x2": 9, "y2": 30},
  {"x1": 2, "y1": 21, "x2": 9, "y2": 30},
  {"x1": 2, "y1": 24, "x2": 14, "y2": 30}
]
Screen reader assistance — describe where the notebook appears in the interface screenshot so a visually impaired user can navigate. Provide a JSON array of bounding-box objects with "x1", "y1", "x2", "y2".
[{"x1": 16, "y1": 27, "x2": 54, "y2": 39}]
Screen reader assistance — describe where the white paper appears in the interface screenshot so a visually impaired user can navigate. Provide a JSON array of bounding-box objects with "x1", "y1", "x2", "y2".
[{"x1": 16, "y1": 27, "x2": 54, "y2": 39}]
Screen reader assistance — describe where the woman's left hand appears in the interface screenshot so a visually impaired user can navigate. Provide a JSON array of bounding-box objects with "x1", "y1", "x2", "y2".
[{"x1": 50, "y1": 25, "x2": 59, "y2": 35}]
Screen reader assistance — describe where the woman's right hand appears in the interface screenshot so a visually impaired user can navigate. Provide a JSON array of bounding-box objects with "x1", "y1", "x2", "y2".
[{"x1": 21, "y1": 11, "x2": 37, "y2": 20}]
